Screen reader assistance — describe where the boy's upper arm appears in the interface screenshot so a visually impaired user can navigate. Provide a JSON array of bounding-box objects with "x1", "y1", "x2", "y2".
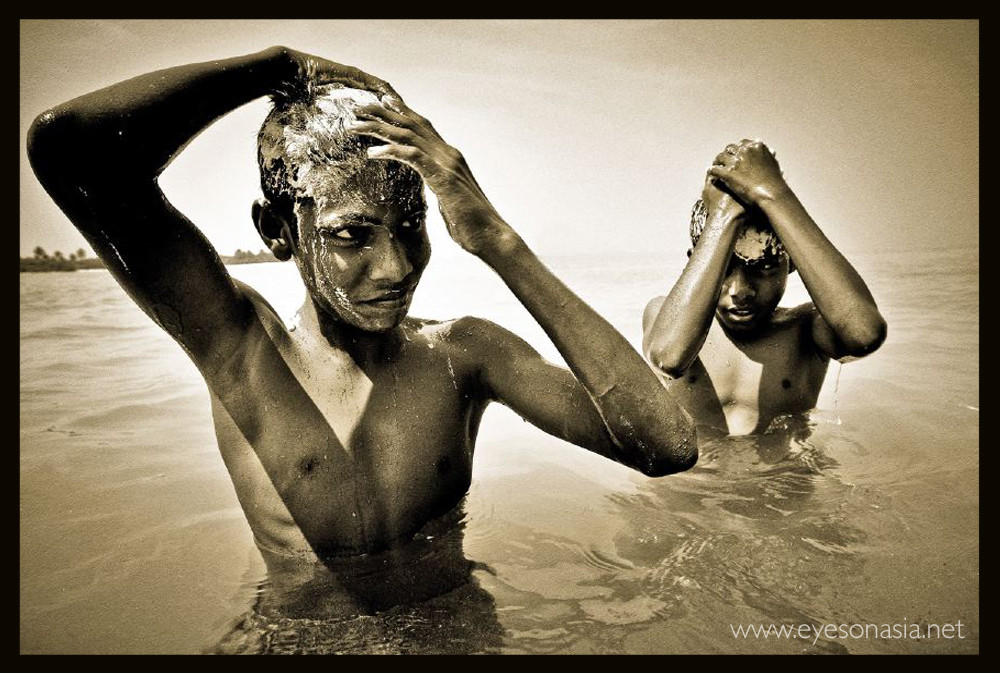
[
  {"x1": 455, "y1": 317, "x2": 619, "y2": 460},
  {"x1": 642, "y1": 295, "x2": 695, "y2": 379},
  {"x1": 795, "y1": 303, "x2": 848, "y2": 362},
  {"x1": 641, "y1": 295, "x2": 666, "y2": 345},
  {"x1": 47, "y1": 176, "x2": 253, "y2": 374}
]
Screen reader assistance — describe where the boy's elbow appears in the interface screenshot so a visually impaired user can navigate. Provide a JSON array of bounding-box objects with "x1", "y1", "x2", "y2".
[
  {"x1": 637, "y1": 447, "x2": 698, "y2": 478},
  {"x1": 629, "y1": 427, "x2": 699, "y2": 478},
  {"x1": 27, "y1": 108, "x2": 81, "y2": 182},
  {"x1": 841, "y1": 315, "x2": 888, "y2": 358},
  {"x1": 28, "y1": 109, "x2": 67, "y2": 158},
  {"x1": 645, "y1": 345, "x2": 690, "y2": 380}
]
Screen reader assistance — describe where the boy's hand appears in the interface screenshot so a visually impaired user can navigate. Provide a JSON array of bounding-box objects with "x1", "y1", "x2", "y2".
[
  {"x1": 708, "y1": 139, "x2": 789, "y2": 206},
  {"x1": 701, "y1": 175, "x2": 746, "y2": 225},
  {"x1": 348, "y1": 98, "x2": 514, "y2": 257},
  {"x1": 275, "y1": 46, "x2": 400, "y2": 98}
]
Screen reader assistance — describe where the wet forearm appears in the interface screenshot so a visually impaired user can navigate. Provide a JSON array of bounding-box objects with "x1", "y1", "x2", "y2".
[
  {"x1": 480, "y1": 228, "x2": 697, "y2": 474},
  {"x1": 644, "y1": 214, "x2": 740, "y2": 375},
  {"x1": 759, "y1": 188, "x2": 885, "y2": 346}
]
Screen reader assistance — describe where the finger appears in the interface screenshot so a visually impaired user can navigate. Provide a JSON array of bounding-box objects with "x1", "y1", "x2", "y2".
[
  {"x1": 713, "y1": 151, "x2": 734, "y2": 167},
  {"x1": 357, "y1": 101, "x2": 438, "y2": 142},
  {"x1": 355, "y1": 103, "x2": 413, "y2": 129},
  {"x1": 369, "y1": 78, "x2": 400, "y2": 99},
  {"x1": 346, "y1": 119, "x2": 419, "y2": 146},
  {"x1": 312, "y1": 57, "x2": 400, "y2": 99},
  {"x1": 367, "y1": 143, "x2": 431, "y2": 175},
  {"x1": 379, "y1": 93, "x2": 416, "y2": 117},
  {"x1": 314, "y1": 61, "x2": 383, "y2": 95},
  {"x1": 724, "y1": 143, "x2": 739, "y2": 155},
  {"x1": 707, "y1": 165, "x2": 729, "y2": 182},
  {"x1": 367, "y1": 143, "x2": 448, "y2": 188},
  {"x1": 379, "y1": 96, "x2": 438, "y2": 135},
  {"x1": 340, "y1": 68, "x2": 399, "y2": 99}
]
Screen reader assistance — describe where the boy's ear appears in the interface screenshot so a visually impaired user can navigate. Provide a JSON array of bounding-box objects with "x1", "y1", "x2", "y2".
[{"x1": 252, "y1": 199, "x2": 294, "y2": 261}]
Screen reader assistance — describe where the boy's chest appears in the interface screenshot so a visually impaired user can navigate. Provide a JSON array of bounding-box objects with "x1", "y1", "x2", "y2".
[
  {"x1": 213, "y1": 331, "x2": 484, "y2": 554},
  {"x1": 693, "y1": 320, "x2": 826, "y2": 433},
  {"x1": 279, "y1": 333, "x2": 481, "y2": 482}
]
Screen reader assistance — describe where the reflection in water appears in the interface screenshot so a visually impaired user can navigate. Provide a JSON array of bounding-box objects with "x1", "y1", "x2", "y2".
[
  {"x1": 211, "y1": 502, "x2": 505, "y2": 654},
  {"x1": 468, "y1": 415, "x2": 874, "y2": 653},
  {"x1": 607, "y1": 416, "x2": 865, "y2": 653}
]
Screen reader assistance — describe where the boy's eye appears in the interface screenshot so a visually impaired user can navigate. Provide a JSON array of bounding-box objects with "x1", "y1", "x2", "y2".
[
  {"x1": 324, "y1": 225, "x2": 372, "y2": 245},
  {"x1": 399, "y1": 217, "x2": 425, "y2": 233}
]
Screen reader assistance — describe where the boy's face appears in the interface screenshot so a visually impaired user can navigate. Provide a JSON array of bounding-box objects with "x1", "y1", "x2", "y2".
[
  {"x1": 292, "y1": 183, "x2": 429, "y2": 333},
  {"x1": 715, "y1": 252, "x2": 789, "y2": 333}
]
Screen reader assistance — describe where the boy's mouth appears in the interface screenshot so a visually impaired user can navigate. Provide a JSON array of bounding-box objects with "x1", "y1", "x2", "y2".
[
  {"x1": 357, "y1": 287, "x2": 415, "y2": 310},
  {"x1": 723, "y1": 306, "x2": 758, "y2": 322}
]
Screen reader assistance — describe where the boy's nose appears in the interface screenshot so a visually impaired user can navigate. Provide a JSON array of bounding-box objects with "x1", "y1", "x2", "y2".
[
  {"x1": 367, "y1": 231, "x2": 414, "y2": 284},
  {"x1": 728, "y1": 269, "x2": 756, "y2": 300}
]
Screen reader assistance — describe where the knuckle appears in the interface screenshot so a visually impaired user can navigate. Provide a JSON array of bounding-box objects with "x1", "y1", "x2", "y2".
[{"x1": 443, "y1": 147, "x2": 462, "y2": 166}]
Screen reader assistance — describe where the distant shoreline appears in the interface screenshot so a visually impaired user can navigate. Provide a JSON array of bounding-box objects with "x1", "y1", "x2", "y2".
[{"x1": 20, "y1": 252, "x2": 279, "y2": 273}]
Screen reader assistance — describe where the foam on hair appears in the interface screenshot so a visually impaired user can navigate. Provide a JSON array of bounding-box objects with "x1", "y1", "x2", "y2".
[
  {"x1": 688, "y1": 198, "x2": 785, "y2": 262},
  {"x1": 257, "y1": 83, "x2": 423, "y2": 218}
]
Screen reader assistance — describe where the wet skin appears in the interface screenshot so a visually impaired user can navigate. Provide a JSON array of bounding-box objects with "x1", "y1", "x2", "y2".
[
  {"x1": 645, "y1": 255, "x2": 829, "y2": 435},
  {"x1": 644, "y1": 139, "x2": 886, "y2": 438},
  {"x1": 28, "y1": 47, "x2": 696, "y2": 567},
  {"x1": 209, "y1": 195, "x2": 494, "y2": 557}
]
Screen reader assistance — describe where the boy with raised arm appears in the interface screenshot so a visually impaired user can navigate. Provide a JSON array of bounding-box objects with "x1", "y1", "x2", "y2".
[
  {"x1": 643, "y1": 139, "x2": 887, "y2": 437},
  {"x1": 28, "y1": 47, "x2": 695, "y2": 566}
]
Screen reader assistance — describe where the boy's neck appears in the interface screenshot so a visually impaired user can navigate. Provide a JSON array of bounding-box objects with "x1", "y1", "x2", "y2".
[
  {"x1": 716, "y1": 311, "x2": 777, "y2": 343},
  {"x1": 293, "y1": 298, "x2": 403, "y2": 365}
]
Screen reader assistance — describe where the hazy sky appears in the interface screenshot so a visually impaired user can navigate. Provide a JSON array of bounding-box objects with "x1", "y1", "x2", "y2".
[{"x1": 20, "y1": 20, "x2": 978, "y2": 259}]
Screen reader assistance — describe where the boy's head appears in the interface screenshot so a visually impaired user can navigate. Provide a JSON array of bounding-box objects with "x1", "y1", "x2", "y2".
[
  {"x1": 254, "y1": 84, "x2": 428, "y2": 332},
  {"x1": 689, "y1": 198, "x2": 793, "y2": 333}
]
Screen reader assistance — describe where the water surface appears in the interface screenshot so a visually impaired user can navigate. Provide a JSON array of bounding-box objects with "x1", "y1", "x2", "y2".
[{"x1": 20, "y1": 247, "x2": 978, "y2": 653}]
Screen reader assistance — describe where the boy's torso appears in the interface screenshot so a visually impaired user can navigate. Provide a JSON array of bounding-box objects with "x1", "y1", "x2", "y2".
[
  {"x1": 204, "y1": 286, "x2": 490, "y2": 559},
  {"x1": 662, "y1": 306, "x2": 829, "y2": 435}
]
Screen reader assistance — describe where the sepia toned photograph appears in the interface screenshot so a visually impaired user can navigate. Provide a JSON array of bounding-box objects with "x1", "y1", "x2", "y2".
[{"x1": 20, "y1": 19, "x2": 978, "y2": 654}]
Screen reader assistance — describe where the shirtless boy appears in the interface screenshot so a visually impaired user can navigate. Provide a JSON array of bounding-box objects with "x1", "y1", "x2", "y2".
[
  {"x1": 28, "y1": 47, "x2": 695, "y2": 564},
  {"x1": 643, "y1": 139, "x2": 887, "y2": 436}
]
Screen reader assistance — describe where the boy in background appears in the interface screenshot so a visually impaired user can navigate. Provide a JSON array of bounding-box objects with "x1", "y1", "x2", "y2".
[{"x1": 643, "y1": 139, "x2": 886, "y2": 436}]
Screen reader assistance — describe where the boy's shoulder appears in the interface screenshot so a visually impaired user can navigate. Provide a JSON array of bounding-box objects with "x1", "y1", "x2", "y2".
[
  {"x1": 402, "y1": 315, "x2": 513, "y2": 358},
  {"x1": 771, "y1": 302, "x2": 817, "y2": 328},
  {"x1": 405, "y1": 315, "x2": 549, "y2": 373},
  {"x1": 403, "y1": 315, "x2": 493, "y2": 341}
]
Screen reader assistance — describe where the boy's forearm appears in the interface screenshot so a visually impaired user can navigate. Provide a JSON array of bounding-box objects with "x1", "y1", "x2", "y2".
[
  {"x1": 759, "y1": 189, "x2": 886, "y2": 348},
  {"x1": 644, "y1": 215, "x2": 740, "y2": 375},
  {"x1": 479, "y1": 227, "x2": 697, "y2": 474}
]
